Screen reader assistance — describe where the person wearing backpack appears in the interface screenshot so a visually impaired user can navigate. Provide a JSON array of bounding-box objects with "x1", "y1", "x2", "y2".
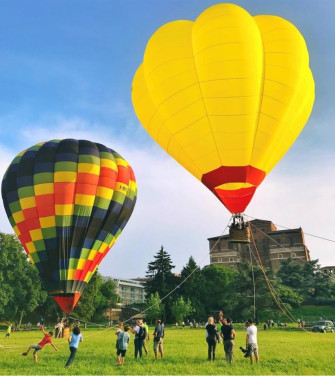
[
  {"x1": 130, "y1": 319, "x2": 146, "y2": 359},
  {"x1": 116, "y1": 326, "x2": 130, "y2": 365}
]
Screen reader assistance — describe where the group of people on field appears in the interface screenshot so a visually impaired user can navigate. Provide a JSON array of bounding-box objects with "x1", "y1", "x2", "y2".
[
  {"x1": 19, "y1": 318, "x2": 164, "y2": 368},
  {"x1": 115, "y1": 319, "x2": 165, "y2": 365},
  {"x1": 17, "y1": 315, "x2": 259, "y2": 367},
  {"x1": 205, "y1": 316, "x2": 259, "y2": 364}
]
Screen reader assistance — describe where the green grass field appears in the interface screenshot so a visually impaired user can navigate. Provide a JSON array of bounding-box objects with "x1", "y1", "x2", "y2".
[{"x1": 1, "y1": 325, "x2": 334, "y2": 375}]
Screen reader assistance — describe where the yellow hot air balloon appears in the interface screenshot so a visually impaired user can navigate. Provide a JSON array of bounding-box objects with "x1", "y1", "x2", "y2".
[{"x1": 132, "y1": 3, "x2": 314, "y2": 214}]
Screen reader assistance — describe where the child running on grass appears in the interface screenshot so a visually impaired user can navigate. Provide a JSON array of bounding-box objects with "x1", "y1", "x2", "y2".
[
  {"x1": 64, "y1": 326, "x2": 83, "y2": 368},
  {"x1": 22, "y1": 325, "x2": 58, "y2": 363},
  {"x1": 116, "y1": 326, "x2": 130, "y2": 365}
]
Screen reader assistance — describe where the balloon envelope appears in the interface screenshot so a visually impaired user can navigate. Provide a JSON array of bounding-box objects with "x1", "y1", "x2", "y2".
[
  {"x1": 132, "y1": 3, "x2": 314, "y2": 213},
  {"x1": 1, "y1": 139, "x2": 137, "y2": 313}
]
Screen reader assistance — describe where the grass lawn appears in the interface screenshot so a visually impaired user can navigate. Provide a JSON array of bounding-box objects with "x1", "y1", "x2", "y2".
[{"x1": 1, "y1": 325, "x2": 334, "y2": 375}]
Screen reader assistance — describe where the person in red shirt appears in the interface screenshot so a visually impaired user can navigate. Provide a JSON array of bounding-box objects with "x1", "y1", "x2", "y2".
[{"x1": 22, "y1": 325, "x2": 58, "y2": 363}]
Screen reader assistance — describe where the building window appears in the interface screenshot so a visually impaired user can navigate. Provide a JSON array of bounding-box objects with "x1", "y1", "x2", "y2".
[
  {"x1": 228, "y1": 242, "x2": 234, "y2": 249},
  {"x1": 262, "y1": 239, "x2": 268, "y2": 251},
  {"x1": 218, "y1": 258, "x2": 222, "y2": 263},
  {"x1": 229, "y1": 257, "x2": 234, "y2": 262},
  {"x1": 276, "y1": 238, "x2": 281, "y2": 245},
  {"x1": 291, "y1": 253, "x2": 296, "y2": 258},
  {"x1": 278, "y1": 254, "x2": 283, "y2": 259},
  {"x1": 289, "y1": 238, "x2": 294, "y2": 246},
  {"x1": 217, "y1": 243, "x2": 221, "y2": 252}
]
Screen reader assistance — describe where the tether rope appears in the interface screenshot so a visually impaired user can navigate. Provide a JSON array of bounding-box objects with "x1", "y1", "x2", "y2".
[{"x1": 246, "y1": 218, "x2": 321, "y2": 335}]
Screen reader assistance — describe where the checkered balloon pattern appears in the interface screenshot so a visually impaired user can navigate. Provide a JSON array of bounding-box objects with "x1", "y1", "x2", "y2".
[{"x1": 1, "y1": 139, "x2": 137, "y2": 312}]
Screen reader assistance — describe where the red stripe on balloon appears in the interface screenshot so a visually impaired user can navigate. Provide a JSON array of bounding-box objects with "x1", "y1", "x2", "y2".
[
  {"x1": 201, "y1": 165, "x2": 265, "y2": 191},
  {"x1": 214, "y1": 186, "x2": 257, "y2": 214},
  {"x1": 53, "y1": 293, "x2": 81, "y2": 314},
  {"x1": 201, "y1": 165, "x2": 265, "y2": 213}
]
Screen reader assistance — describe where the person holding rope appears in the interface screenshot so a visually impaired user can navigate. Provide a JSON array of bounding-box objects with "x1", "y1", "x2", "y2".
[{"x1": 22, "y1": 325, "x2": 58, "y2": 363}]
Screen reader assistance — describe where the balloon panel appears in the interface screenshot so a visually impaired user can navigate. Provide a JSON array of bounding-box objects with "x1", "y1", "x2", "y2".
[
  {"x1": 1, "y1": 139, "x2": 137, "y2": 313},
  {"x1": 132, "y1": 3, "x2": 314, "y2": 213}
]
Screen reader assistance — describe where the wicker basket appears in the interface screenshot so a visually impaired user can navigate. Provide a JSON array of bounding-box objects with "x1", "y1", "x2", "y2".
[{"x1": 229, "y1": 226, "x2": 251, "y2": 243}]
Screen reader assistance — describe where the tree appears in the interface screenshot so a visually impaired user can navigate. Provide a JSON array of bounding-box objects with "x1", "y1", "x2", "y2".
[
  {"x1": 179, "y1": 256, "x2": 205, "y2": 319},
  {"x1": 276, "y1": 258, "x2": 308, "y2": 296},
  {"x1": 145, "y1": 246, "x2": 178, "y2": 322},
  {"x1": 171, "y1": 296, "x2": 194, "y2": 324},
  {"x1": 0, "y1": 233, "x2": 47, "y2": 324},
  {"x1": 232, "y1": 262, "x2": 302, "y2": 322},
  {"x1": 145, "y1": 246, "x2": 176, "y2": 297},
  {"x1": 199, "y1": 264, "x2": 237, "y2": 315},
  {"x1": 144, "y1": 292, "x2": 164, "y2": 324},
  {"x1": 72, "y1": 270, "x2": 101, "y2": 321},
  {"x1": 277, "y1": 258, "x2": 335, "y2": 303},
  {"x1": 93, "y1": 278, "x2": 120, "y2": 322}
]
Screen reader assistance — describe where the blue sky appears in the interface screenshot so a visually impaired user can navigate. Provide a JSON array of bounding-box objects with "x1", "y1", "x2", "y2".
[{"x1": 0, "y1": 0, "x2": 334, "y2": 278}]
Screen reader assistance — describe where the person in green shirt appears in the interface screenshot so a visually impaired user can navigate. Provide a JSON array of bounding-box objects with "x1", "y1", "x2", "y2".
[
  {"x1": 5, "y1": 323, "x2": 12, "y2": 339},
  {"x1": 142, "y1": 321, "x2": 150, "y2": 355}
]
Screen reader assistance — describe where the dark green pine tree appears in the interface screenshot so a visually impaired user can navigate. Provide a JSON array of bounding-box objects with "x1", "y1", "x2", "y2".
[
  {"x1": 179, "y1": 256, "x2": 205, "y2": 320},
  {"x1": 145, "y1": 246, "x2": 178, "y2": 322}
]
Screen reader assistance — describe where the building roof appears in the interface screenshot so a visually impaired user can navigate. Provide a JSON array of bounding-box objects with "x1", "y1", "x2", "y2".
[
  {"x1": 208, "y1": 219, "x2": 302, "y2": 241},
  {"x1": 268, "y1": 228, "x2": 302, "y2": 235},
  {"x1": 207, "y1": 234, "x2": 229, "y2": 241}
]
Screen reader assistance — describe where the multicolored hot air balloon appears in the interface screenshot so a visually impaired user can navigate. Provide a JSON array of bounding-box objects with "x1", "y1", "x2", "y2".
[
  {"x1": 1, "y1": 139, "x2": 137, "y2": 313},
  {"x1": 132, "y1": 3, "x2": 314, "y2": 214}
]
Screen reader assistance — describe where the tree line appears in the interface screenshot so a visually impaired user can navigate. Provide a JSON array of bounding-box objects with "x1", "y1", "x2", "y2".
[
  {"x1": 1, "y1": 232, "x2": 335, "y2": 325},
  {"x1": 144, "y1": 246, "x2": 335, "y2": 324},
  {"x1": 0, "y1": 233, "x2": 119, "y2": 324}
]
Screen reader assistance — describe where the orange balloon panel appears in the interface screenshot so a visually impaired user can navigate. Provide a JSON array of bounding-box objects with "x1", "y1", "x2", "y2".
[{"x1": 132, "y1": 3, "x2": 314, "y2": 213}]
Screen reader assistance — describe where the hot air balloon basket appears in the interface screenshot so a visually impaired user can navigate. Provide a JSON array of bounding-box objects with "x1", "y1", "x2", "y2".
[{"x1": 229, "y1": 227, "x2": 251, "y2": 243}]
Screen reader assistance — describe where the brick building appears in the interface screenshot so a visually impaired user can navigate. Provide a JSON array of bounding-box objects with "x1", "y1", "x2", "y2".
[{"x1": 208, "y1": 219, "x2": 311, "y2": 273}]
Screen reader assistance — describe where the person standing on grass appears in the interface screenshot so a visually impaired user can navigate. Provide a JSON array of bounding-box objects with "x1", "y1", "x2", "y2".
[
  {"x1": 205, "y1": 316, "x2": 218, "y2": 362},
  {"x1": 221, "y1": 317, "x2": 235, "y2": 363},
  {"x1": 246, "y1": 318, "x2": 259, "y2": 364},
  {"x1": 22, "y1": 325, "x2": 58, "y2": 363},
  {"x1": 115, "y1": 322, "x2": 123, "y2": 348},
  {"x1": 5, "y1": 323, "x2": 12, "y2": 338},
  {"x1": 130, "y1": 319, "x2": 146, "y2": 359},
  {"x1": 64, "y1": 326, "x2": 83, "y2": 368},
  {"x1": 153, "y1": 319, "x2": 164, "y2": 359},
  {"x1": 142, "y1": 321, "x2": 149, "y2": 355},
  {"x1": 116, "y1": 326, "x2": 130, "y2": 365}
]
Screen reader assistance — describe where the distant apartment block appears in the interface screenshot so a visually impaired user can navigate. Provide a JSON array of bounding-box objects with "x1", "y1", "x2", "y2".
[
  {"x1": 103, "y1": 277, "x2": 146, "y2": 306},
  {"x1": 208, "y1": 219, "x2": 311, "y2": 273},
  {"x1": 321, "y1": 266, "x2": 335, "y2": 282}
]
